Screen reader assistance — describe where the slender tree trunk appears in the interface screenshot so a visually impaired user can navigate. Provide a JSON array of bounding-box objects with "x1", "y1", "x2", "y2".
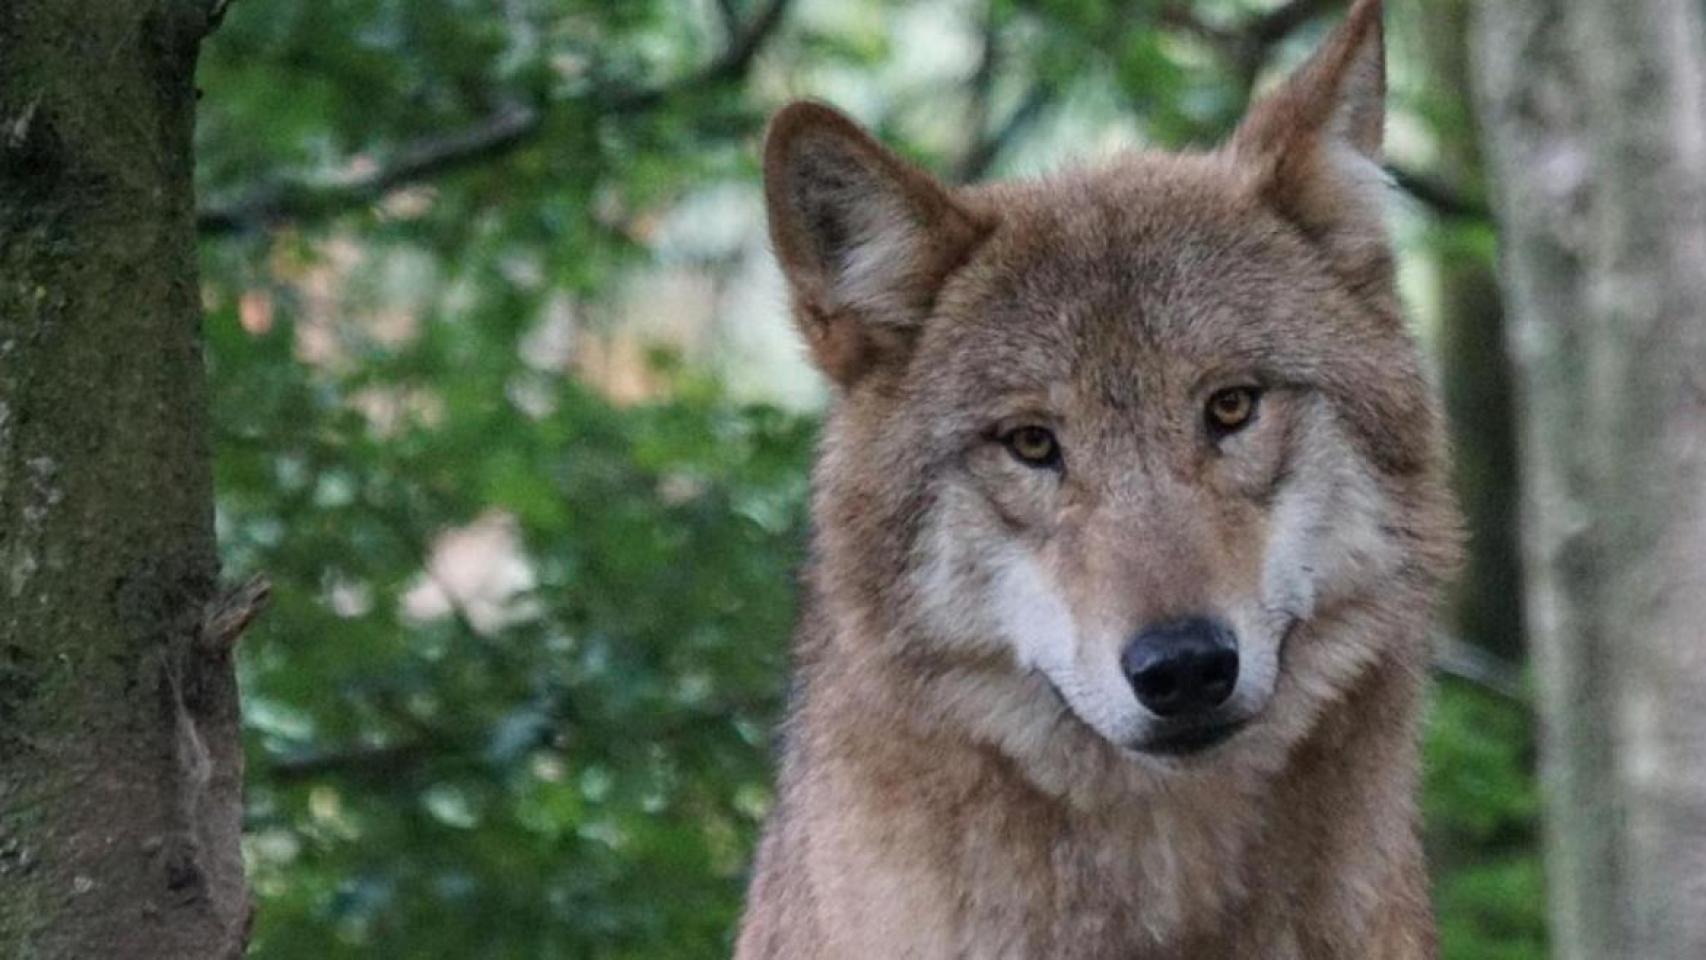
[
  {"x1": 1474, "y1": 0, "x2": 1706, "y2": 957},
  {"x1": 0, "y1": 2, "x2": 252, "y2": 957},
  {"x1": 1406, "y1": 0, "x2": 1525, "y2": 662}
]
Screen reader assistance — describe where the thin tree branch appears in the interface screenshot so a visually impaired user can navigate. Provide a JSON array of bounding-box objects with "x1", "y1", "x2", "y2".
[
  {"x1": 267, "y1": 741, "x2": 443, "y2": 785},
  {"x1": 713, "y1": 0, "x2": 742, "y2": 42},
  {"x1": 957, "y1": 0, "x2": 1003, "y2": 174},
  {"x1": 603, "y1": 0, "x2": 791, "y2": 114},
  {"x1": 264, "y1": 695, "x2": 766, "y2": 785},
  {"x1": 1433, "y1": 632, "x2": 1527, "y2": 704},
  {"x1": 1156, "y1": 3, "x2": 1237, "y2": 48},
  {"x1": 719, "y1": 0, "x2": 790, "y2": 74},
  {"x1": 1155, "y1": 2, "x2": 1492, "y2": 223},
  {"x1": 198, "y1": 0, "x2": 793, "y2": 236},
  {"x1": 1249, "y1": 0, "x2": 1341, "y2": 48},
  {"x1": 1163, "y1": 0, "x2": 1339, "y2": 54},
  {"x1": 1387, "y1": 163, "x2": 1492, "y2": 222},
  {"x1": 198, "y1": 106, "x2": 541, "y2": 236},
  {"x1": 1162, "y1": 0, "x2": 1341, "y2": 96},
  {"x1": 954, "y1": 83, "x2": 1053, "y2": 184},
  {"x1": 206, "y1": 0, "x2": 237, "y2": 36}
]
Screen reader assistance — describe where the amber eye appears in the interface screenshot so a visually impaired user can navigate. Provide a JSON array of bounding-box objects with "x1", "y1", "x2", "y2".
[
  {"x1": 1003, "y1": 426, "x2": 1062, "y2": 468},
  {"x1": 1206, "y1": 387, "x2": 1261, "y2": 434}
]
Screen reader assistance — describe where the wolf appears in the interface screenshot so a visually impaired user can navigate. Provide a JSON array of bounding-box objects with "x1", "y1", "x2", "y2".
[{"x1": 735, "y1": 1, "x2": 1461, "y2": 956}]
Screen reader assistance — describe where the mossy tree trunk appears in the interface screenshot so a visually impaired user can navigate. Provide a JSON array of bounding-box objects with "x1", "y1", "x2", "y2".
[
  {"x1": 1475, "y1": 0, "x2": 1706, "y2": 955},
  {"x1": 0, "y1": 1, "x2": 252, "y2": 957}
]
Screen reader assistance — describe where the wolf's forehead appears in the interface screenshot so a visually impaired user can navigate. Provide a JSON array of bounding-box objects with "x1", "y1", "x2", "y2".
[
  {"x1": 971, "y1": 185, "x2": 1299, "y2": 322},
  {"x1": 931, "y1": 162, "x2": 1338, "y2": 396},
  {"x1": 943, "y1": 241, "x2": 1288, "y2": 387},
  {"x1": 930, "y1": 305, "x2": 1258, "y2": 420}
]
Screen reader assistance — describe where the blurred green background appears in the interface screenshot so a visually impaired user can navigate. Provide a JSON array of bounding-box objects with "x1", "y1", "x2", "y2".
[{"x1": 195, "y1": 1, "x2": 1538, "y2": 956}]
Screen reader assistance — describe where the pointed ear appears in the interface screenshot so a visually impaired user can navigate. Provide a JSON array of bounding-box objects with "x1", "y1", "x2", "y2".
[
  {"x1": 763, "y1": 101, "x2": 991, "y2": 386},
  {"x1": 1228, "y1": 0, "x2": 1392, "y2": 289}
]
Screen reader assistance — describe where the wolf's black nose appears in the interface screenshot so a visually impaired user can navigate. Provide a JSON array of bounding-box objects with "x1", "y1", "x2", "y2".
[{"x1": 1121, "y1": 617, "x2": 1239, "y2": 718}]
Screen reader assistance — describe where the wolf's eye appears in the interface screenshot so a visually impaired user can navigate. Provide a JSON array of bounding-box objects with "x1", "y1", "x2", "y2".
[
  {"x1": 1003, "y1": 426, "x2": 1061, "y2": 469},
  {"x1": 1206, "y1": 387, "x2": 1261, "y2": 435}
]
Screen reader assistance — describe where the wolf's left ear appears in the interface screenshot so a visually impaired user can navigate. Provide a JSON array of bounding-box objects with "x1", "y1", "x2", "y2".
[
  {"x1": 1228, "y1": 0, "x2": 1391, "y2": 288},
  {"x1": 764, "y1": 101, "x2": 991, "y2": 386}
]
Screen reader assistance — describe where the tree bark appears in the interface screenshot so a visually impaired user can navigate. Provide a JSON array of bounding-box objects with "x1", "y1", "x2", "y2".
[
  {"x1": 0, "y1": 2, "x2": 250, "y2": 957},
  {"x1": 1474, "y1": 0, "x2": 1706, "y2": 956}
]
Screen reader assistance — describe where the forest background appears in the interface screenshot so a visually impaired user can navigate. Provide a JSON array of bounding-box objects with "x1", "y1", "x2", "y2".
[{"x1": 197, "y1": 2, "x2": 1538, "y2": 956}]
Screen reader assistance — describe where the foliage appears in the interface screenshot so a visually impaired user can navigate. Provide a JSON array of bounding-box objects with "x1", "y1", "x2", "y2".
[
  {"x1": 1424, "y1": 682, "x2": 1548, "y2": 960},
  {"x1": 215, "y1": 307, "x2": 812, "y2": 957},
  {"x1": 195, "y1": 1, "x2": 1544, "y2": 957}
]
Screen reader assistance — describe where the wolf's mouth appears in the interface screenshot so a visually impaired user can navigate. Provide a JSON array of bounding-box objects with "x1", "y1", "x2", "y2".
[{"x1": 1138, "y1": 719, "x2": 1250, "y2": 757}]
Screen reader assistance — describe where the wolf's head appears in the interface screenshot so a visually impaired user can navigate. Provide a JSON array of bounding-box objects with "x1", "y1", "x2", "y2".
[{"x1": 764, "y1": 0, "x2": 1459, "y2": 773}]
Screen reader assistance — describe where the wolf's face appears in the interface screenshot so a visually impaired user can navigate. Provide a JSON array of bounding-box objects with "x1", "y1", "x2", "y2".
[
  {"x1": 900, "y1": 191, "x2": 1420, "y2": 755},
  {"x1": 765, "y1": 5, "x2": 1457, "y2": 768}
]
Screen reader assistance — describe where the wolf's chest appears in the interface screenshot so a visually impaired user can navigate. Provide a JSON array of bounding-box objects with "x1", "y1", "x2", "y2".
[
  {"x1": 945, "y1": 808, "x2": 1258, "y2": 958},
  {"x1": 803, "y1": 779, "x2": 1262, "y2": 959}
]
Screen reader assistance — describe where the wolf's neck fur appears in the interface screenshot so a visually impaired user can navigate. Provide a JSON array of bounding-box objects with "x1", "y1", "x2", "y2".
[{"x1": 773, "y1": 598, "x2": 1428, "y2": 957}]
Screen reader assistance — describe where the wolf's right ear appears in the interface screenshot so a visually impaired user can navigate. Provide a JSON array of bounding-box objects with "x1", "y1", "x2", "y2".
[{"x1": 764, "y1": 102, "x2": 991, "y2": 386}]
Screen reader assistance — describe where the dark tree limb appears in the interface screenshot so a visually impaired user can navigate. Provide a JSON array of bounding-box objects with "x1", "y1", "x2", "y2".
[
  {"x1": 268, "y1": 742, "x2": 445, "y2": 785},
  {"x1": 198, "y1": 0, "x2": 793, "y2": 236},
  {"x1": 954, "y1": 0, "x2": 1004, "y2": 178},
  {"x1": 1160, "y1": 0, "x2": 1338, "y2": 88},
  {"x1": 712, "y1": 0, "x2": 792, "y2": 85},
  {"x1": 603, "y1": 0, "x2": 791, "y2": 113},
  {"x1": 713, "y1": 0, "x2": 742, "y2": 42},
  {"x1": 1386, "y1": 163, "x2": 1492, "y2": 222},
  {"x1": 205, "y1": 0, "x2": 236, "y2": 36},
  {"x1": 1433, "y1": 633, "x2": 1527, "y2": 704},
  {"x1": 954, "y1": 83, "x2": 1053, "y2": 184},
  {"x1": 1161, "y1": 0, "x2": 1339, "y2": 56},
  {"x1": 1249, "y1": 0, "x2": 1342, "y2": 47},
  {"x1": 198, "y1": 105, "x2": 541, "y2": 236},
  {"x1": 1157, "y1": 1, "x2": 1490, "y2": 223},
  {"x1": 1157, "y1": 2, "x2": 1238, "y2": 48}
]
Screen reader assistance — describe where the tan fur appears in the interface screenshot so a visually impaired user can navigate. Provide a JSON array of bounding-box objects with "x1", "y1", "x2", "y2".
[{"x1": 739, "y1": 2, "x2": 1461, "y2": 956}]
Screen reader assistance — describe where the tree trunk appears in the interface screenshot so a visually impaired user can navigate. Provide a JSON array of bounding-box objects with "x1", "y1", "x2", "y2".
[
  {"x1": 0, "y1": 2, "x2": 251, "y2": 957},
  {"x1": 1474, "y1": 0, "x2": 1706, "y2": 957},
  {"x1": 1407, "y1": 0, "x2": 1526, "y2": 663}
]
